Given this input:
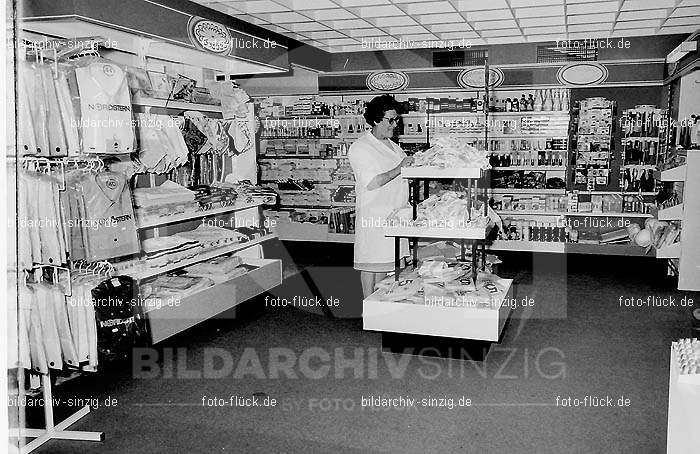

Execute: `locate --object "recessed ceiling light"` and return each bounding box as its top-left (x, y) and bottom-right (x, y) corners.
top-left (418, 13), bottom-right (465, 24)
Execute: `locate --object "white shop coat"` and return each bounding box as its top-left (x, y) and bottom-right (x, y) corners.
top-left (348, 132), bottom-right (409, 268)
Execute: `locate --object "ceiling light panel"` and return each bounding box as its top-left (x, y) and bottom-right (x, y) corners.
top-left (319, 38), bottom-right (360, 45)
top-left (660, 24), bottom-right (700, 34)
top-left (418, 13), bottom-right (464, 24)
top-left (511, 0), bottom-right (563, 6)
top-left (488, 36), bottom-right (527, 44)
top-left (679, 0), bottom-right (700, 6)
top-left (275, 0), bottom-right (338, 9)
top-left (612, 28), bottom-right (658, 37)
top-left (568, 31), bottom-right (611, 40)
top-left (404, 1), bottom-right (456, 14)
top-left (402, 33), bottom-right (440, 41)
top-left (514, 5), bottom-right (565, 18)
top-left (526, 34), bottom-right (566, 43)
top-left (567, 1), bottom-right (618, 15)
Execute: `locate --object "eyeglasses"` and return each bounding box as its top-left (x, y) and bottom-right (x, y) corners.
top-left (383, 116), bottom-right (400, 125)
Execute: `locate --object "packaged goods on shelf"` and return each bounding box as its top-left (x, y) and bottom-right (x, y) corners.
top-left (499, 218), bottom-right (567, 242)
top-left (142, 236), bottom-right (202, 269)
top-left (182, 255), bottom-right (249, 283)
top-left (142, 275), bottom-right (214, 299)
top-left (411, 136), bottom-right (490, 169)
top-left (389, 191), bottom-right (490, 229)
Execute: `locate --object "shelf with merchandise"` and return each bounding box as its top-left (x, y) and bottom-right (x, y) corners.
top-left (136, 200), bottom-right (265, 229)
top-left (497, 210), bottom-right (566, 216)
top-left (490, 166), bottom-right (566, 171)
top-left (146, 257), bottom-right (282, 343)
top-left (488, 240), bottom-right (566, 253)
top-left (401, 167), bottom-right (483, 179)
top-left (565, 211), bottom-right (653, 218)
top-left (132, 96), bottom-right (222, 113)
top-left (488, 188), bottom-right (566, 194)
top-left (129, 234), bottom-right (277, 281)
top-left (384, 224), bottom-right (490, 241)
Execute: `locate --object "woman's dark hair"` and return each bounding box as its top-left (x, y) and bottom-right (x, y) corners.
top-left (363, 94), bottom-right (402, 126)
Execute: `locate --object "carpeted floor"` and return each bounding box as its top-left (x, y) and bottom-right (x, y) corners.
top-left (16, 243), bottom-right (698, 454)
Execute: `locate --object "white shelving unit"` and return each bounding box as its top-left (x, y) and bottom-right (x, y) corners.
top-left (136, 201), bottom-right (264, 229)
top-left (132, 96), bottom-right (223, 113)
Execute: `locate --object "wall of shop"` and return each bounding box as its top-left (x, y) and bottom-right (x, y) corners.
top-left (237, 65), bottom-right (320, 96)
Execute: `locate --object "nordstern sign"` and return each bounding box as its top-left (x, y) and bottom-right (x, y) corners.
top-left (366, 71), bottom-right (410, 91)
top-left (187, 17), bottom-right (232, 55)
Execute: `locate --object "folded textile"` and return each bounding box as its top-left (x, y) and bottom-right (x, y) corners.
top-left (411, 137), bottom-right (490, 169)
top-left (132, 181), bottom-right (196, 208)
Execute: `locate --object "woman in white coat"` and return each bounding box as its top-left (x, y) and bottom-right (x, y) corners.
top-left (348, 95), bottom-right (413, 298)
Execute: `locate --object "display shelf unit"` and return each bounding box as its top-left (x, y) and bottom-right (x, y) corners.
top-left (565, 212), bottom-right (653, 218)
top-left (488, 188), bottom-right (566, 194)
top-left (363, 278), bottom-right (513, 342)
top-left (147, 257), bottom-right (282, 344)
top-left (496, 210), bottom-right (566, 216)
top-left (565, 243), bottom-right (651, 256)
top-left (132, 96), bottom-right (222, 113)
top-left (488, 241), bottom-right (565, 253)
top-left (136, 201), bottom-right (264, 228)
top-left (383, 225), bottom-right (489, 240)
top-left (491, 166), bottom-right (566, 171)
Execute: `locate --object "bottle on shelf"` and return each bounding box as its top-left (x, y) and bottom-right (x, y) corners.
top-left (553, 89), bottom-right (561, 111)
top-left (527, 94), bottom-right (535, 111)
top-left (543, 89), bottom-right (553, 111)
top-left (534, 90), bottom-right (543, 112)
top-left (520, 95), bottom-right (527, 112)
top-left (505, 98), bottom-right (511, 112)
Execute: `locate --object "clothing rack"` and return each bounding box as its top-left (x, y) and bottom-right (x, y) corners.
top-left (11, 155), bottom-right (107, 452)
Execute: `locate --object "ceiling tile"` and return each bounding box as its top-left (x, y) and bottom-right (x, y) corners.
top-left (402, 33), bottom-right (440, 41)
top-left (265, 11), bottom-right (312, 23)
top-left (234, 14), bottom-right (270, 25)
top-left (312, 9), bottom-right (357, 20)
top-left (611, 28), bottom-right (659, 37)
top-left (567, 1), bottom-right (618, 15)
top-left (511, 0), bottom-right (563, 6)
top-left (330, 19), bottom-right (373, 29)
top-left (455, 0), bottom-right (510, 10)
top-left (306, 30), bottom-right (347, 39)
top-left (622, 0), bottom-right (676, 10)
top-left (615, 19), bottom-right (664, 29)
top-left (387, 25), bottom-right (430, 35)
top-left (318, 38), bottom-right (359, 45)
top-left (524, 25), bottom-right (567, 34)
top-left (678, 0), bottom-right (700, 6)
top-left (337, 0), bottom-right (389, 5)
top-left (393, 0), bottom-right (442, 2)
top-left (418, 13), bottom-right (465, 24)
top-left (276, 0), bottom-right (338, 9)
top-left (368, 16), bottom-right (418, 26)
top-left (346, 28), bottom-right (388, 37)
top-left (285, 22), bottom-right (330, 32)
top-left (659, 24), bottom-right (700, 34)
top-left (519, 16), bottom-right (565, 27)
top-left (618, 9), bottom-right (669, 21)
top-left (481, 28), bottom-right (522, 37)
top-left (568, 13), bottom-right (616, 24)
top-left (488, 36), bottom-right (527, 44)
top-left (356, 4), bottom-right (405, 16)
top-left (671, 6), bottom-right (700, 16)
top-left (526, 34), bottom-right (566, 43)
top-left (567, 31), bottom-right (612, 40)
top-left (429, 22), bottom-right (474, 32)
top-left (404, 1), bottom-right (456, 14)
top-left (436, 31), bottom-right (480, 40)
top-left (664, 16), bottom-right (700, 26)
top-left (465, 9), bottom-right (513, 21)
top-left (474, 19), bottom-right (519, 30)
top-left (514, 5), bottom-right (565, 18)
top-left (568, 22), bottom-right (613, 32)
top-left (238, 1), bottom-right (290, 14)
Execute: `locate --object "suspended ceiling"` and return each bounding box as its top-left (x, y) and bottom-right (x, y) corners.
top-left (193, 0), bottom-right (700, 53)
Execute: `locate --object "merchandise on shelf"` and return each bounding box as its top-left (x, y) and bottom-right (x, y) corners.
top-left (498, 218), bottom-right (567, 242)
top-left (672, 339), bottom-right (699, 378)
top-left (491, 194), bottom-right (568, 212)
top-left (411, 136), bottom-right (489, 169)
top-left (389, 191), bottom-right (490, 229)
top-left (142, 275), bottom-right (214, 299)
top-left (573, 97), bottom-right (614, 188)
top-left (488, 149), bottom-right (566, 167)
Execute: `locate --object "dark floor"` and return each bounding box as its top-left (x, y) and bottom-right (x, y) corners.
top-left (13, 241), bottom-right (699, 453)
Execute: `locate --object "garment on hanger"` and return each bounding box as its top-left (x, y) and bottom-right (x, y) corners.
top-left (17, 68), bottom-right (38, 156)
top-left (39, 64), bottom-right (68, 156)
top-left (74, 58), bottom-right (135, 154)
top-left (54, 67), bottom-right (81, 155)
top-left (20, 61), bottom-right (50, 156)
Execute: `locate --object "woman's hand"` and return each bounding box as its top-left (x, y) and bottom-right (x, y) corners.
top-left (401, 156), bottom-right (414, 167)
